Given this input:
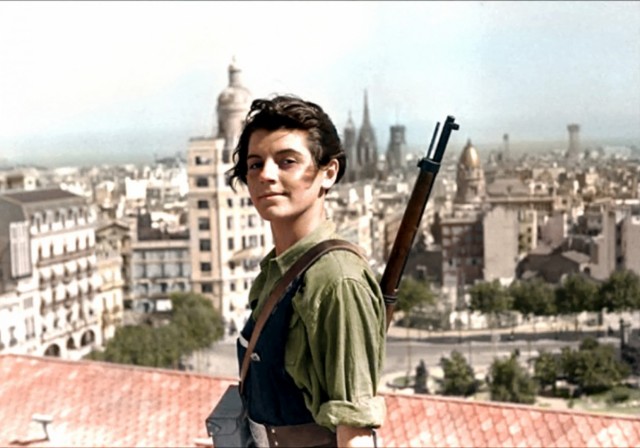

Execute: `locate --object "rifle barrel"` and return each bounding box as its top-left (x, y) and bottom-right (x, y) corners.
top-left (380, 116), bottom-right (459, 330)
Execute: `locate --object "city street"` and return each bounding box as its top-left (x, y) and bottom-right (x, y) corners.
top-left (185, 330), bottom-right (620, 381)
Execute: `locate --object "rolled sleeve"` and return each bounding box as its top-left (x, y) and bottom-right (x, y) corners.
top-left (287, 261), bottom-right (386, 431)
top-left (316, 396), bottom-right (386, 430)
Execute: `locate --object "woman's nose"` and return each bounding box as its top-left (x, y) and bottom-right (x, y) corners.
top-left (259, 159), bottom-right (278, 182)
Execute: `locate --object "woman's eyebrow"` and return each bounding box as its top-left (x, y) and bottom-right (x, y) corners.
top-left (274, 148), bottom-right (303, 157)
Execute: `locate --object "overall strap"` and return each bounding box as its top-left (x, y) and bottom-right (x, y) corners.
top-left (239, 239), bottom-right (365, 392)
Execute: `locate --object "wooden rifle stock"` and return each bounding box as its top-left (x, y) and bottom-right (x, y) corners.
top-left (380, 116), bottom-right (459, 330)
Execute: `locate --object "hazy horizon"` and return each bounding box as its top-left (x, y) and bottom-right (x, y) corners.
top-left (1, 1), bottom-right (638, 168)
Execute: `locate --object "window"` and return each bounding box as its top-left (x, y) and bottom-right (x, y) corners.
top-left (200, 262), bottom-right (212, 272)
top-left (230, 282), bottom-right (236, 292)
top-left (227, 198), bottom-right (233, 207)
top-left (195, 156), bottom-right (210, 165)
top-left (248, 214), bottom-right (257, 228)
top-left (201, 283), bottom-right (213, 293)
top-left (249, 235), bottom-right (258, 247)
top-left (196, 177), bottom-right (209, 187)
top-left (227, 216), bottom-right (233, 230)
top-left (199, 239), bottom-right (211, 251)
top-left (198, 218), bottom-right (210, 231)
top-left (228, 237), bottom-right (235, 251)
top-left (197, 200), bottom-right (209, 209)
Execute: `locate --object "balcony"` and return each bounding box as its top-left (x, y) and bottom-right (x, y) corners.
top-left (36, 248), bottom-right (94, 268)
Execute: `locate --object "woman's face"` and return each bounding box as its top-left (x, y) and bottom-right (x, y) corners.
top-left (246, 128), bottom-right (337, 224)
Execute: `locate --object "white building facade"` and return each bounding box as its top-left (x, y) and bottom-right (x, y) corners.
top-left (0, 189), bottom-right (104, 359)
top-left (187, 60), bottom-right (272, 335)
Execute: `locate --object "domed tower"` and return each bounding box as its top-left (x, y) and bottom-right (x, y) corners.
top-left (216, 57), bottom-right (252, 162)
top-left (356, 90), bottom-right (378, 180)
top-left (343, 111), bottom-right (357, 183)
top-left (455, 139), bottom-right (485, 204)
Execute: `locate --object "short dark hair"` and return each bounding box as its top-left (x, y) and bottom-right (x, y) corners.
top-left (227, 95), bottom-right (346, 190)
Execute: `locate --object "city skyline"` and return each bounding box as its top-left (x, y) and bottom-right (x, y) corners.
top-left (0, 1), bottom-right (638, 167)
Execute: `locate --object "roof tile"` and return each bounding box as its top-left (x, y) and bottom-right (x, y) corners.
top-left (1, 354), bottom-right (640, 447)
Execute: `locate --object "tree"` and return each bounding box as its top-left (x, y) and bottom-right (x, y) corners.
top-left (555, 274), bottom-right (599, 331)
top-left (510, 278), bottom-right (556, 320)
top-left (396, 276), bottom-right (435, 315)
top-left (89, 325), bottom-right (166, 367)
top-left (87, 292), bottom-right (224, 369)
top-left (487, 352), bottom-right (537, 404)
top-left (600, 269), bottom-right (640, 312)
top-left (439, 350), bottom-right (478, 397)
top-left (469, 280), bottom-right (513, 328)
top-left (533, 350), bottom-right (560, 395)
top-left (170, 292), bottom-right (225, 350)
top-left (560, 337), bottom-right (630, 395)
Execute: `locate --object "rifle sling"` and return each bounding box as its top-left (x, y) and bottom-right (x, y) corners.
top-left (239, 239), bottom-right (365, 393)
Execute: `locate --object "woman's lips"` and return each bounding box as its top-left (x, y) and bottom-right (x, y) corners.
top-left (259, 192), bottom-right (283, 200)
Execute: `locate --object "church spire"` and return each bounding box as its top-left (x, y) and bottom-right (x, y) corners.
top-left (356, 89), bottom-right (378, 178)
top-left (363, 90), bottom-right (371, 126)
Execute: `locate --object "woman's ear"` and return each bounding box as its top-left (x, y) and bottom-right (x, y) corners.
top-left (321, 159), bottom-right (339, 190)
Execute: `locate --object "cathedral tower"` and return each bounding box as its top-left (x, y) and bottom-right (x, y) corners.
top-left (386, 124), bottom-right (406, 174)
top-left (356, 91), bottom-right (378, 180)
top-left (343, 111), bottom-right (357, 183)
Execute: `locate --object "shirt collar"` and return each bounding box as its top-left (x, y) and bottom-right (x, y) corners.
top-left (259, 220), bottom-right (337, 275)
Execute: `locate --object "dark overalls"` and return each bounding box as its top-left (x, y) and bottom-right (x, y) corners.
top-left (237, 279), bottom-right (336, 447)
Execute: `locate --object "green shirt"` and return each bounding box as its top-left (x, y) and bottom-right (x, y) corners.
top-left (248, 220), bottom-right (387, 431)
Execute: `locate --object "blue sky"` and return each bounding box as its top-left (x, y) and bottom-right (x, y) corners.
top-left (0, 1), bottom-right (638, 166)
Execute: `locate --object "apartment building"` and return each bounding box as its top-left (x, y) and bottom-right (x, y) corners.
top-left (130, 213), bottom-right (191, 314)
top-left (0, 188), bottom-right (102, 359)
top-left (95, 220), bottom-right (129, 341)
top-left (187, 60), bottom-right (272, 335)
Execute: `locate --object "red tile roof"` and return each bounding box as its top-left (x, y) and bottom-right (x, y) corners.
top-left (1, 354), bottom-right (639, 447)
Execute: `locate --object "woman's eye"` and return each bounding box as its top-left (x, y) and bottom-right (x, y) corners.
top-left (280, 159), bottom-right (296, 167)
top-left (248, 161), bottom-right (263, 170)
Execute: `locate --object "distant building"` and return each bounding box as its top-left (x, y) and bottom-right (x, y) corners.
top-left (94, 220), bottom-right (128, 341)
top-left (516, 245), bottom-right (590, 284)
top-left (186, 59), bottom-right (272, 335)
top-left (483, 206), bottom-right (518, 283)
top-left (386, 124), bottom-right (407, 175)
top-left (0, 188), bottom-right (102, 359)
top-left (621, 215), bottom-right (640, 274)
top-left (454, 140), bottom-right (485, 204)
top-left (130, 213), bottom-right (190, 314)
top-left (566, 123), bottom-right (581, 162)
top-left (441, 207), bottom-right (485, 289)
top-left (343, 112), bottom-right (358, 183)
top-left (0, 168), bottom-right (40, 192)
top-left (355, 91), bottom-right (379, 181)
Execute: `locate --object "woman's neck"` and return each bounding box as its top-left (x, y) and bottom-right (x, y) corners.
top-left (271, 209), bottom-right (326, 255)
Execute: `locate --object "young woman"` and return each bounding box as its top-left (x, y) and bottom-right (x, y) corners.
top-left (228, 95), bottom-right (386, 448)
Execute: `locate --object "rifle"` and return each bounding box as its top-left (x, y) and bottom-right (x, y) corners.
top-left (380, 115), bottom-right (459, 330)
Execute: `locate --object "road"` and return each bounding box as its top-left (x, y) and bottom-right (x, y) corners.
top-left (185, 331), bottom-right (620, 379)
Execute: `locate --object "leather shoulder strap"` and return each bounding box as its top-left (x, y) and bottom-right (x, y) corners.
top-left (240, 239), bottom-right (365, 389)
